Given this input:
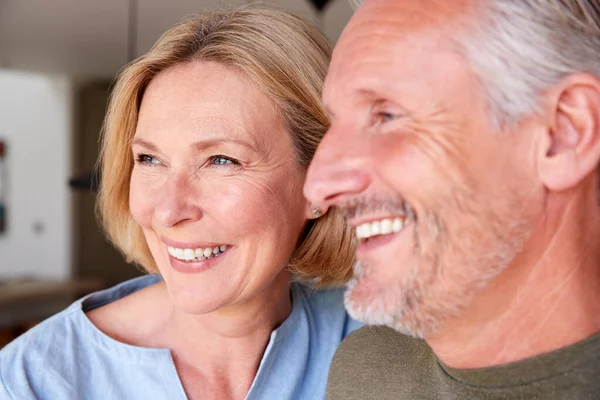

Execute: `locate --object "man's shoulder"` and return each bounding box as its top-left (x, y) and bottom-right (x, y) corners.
top-left (333, 325), bottom-right (427, 365)
top-left (327, 326), bottom-right (432, 400)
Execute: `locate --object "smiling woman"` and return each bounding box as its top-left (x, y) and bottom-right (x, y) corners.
top-left (0, 7), bottom-right (361, 400)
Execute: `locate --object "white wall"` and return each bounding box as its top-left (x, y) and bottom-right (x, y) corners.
top-left (0, 70), bottom-right (73, 280)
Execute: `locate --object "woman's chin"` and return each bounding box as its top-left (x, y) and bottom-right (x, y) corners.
top-left (169, 288), bottom-right (230, 315)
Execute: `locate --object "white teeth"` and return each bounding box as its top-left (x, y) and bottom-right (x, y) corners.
top-left (356, 216), bottom-right (409, 240)
top-left (184, 249), bottom-right (195, 261)
top-left (194, 249), bottom-right (205, 260)
top-left (381, 219), bottom-right (392, 235)
top-left (168, 244), bottom-right (228, 262)
top-left (371, 221), bottom-right (381, 236)
top-left (392, 218), bottom-right (403, 233)
top-left (356, 225), bottom-right (364, 239)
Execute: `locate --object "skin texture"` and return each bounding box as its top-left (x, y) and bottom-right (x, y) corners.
top-left (89, 61), bottom-right (312, 399)
top-left (304, 0), bottom-right (600, 369)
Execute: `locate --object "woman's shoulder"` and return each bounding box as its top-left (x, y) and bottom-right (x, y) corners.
top-left (85, 274), bottom-right (167, 344)
top-left (0, 297), bottom-right (87, 398)
top-left (292, 282), bottom-right (345, 311)
top-left (1, 289), bottom-right (91, 362)
top-left (0, 275), bottom-right (166, 398)
top-left (291, 282), bottom-right (364, 336)
top-left (247, 284), bottom-right (363, 399)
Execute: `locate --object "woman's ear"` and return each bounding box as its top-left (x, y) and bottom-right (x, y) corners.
top-left (538, 73), bottom-right (600, 192)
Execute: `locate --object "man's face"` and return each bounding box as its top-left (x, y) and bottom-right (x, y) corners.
top-left (305, 0), bottom-right (543, 338)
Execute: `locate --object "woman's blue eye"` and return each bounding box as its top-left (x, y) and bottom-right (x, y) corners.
top-left (211, 156), bottom-right (236, 166)
top-left (136, 154), bottom-right (160, 165)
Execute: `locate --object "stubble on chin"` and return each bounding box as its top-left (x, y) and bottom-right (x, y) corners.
top-left (343, 201), bottom-right (535, 339)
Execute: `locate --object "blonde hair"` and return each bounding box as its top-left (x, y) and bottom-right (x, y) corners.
top-left (97, 7), bottom-right (355, 286)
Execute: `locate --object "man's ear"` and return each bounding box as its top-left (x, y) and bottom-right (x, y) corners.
top-left (538, 73), bottom-right (600, 192)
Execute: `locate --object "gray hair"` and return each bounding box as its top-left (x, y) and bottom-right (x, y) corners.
top-left (348, 0), bottom-right (600, 129)
top-left (458, 0), bottom-right (600, 129)
top-left (348, 0), bottom-right (363, 11)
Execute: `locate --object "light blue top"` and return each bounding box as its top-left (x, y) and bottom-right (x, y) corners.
top-left (0, 275), bottom-right (362, 399)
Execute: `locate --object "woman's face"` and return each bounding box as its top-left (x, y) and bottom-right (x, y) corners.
top-left (130, 61), bottom-right (310, 314)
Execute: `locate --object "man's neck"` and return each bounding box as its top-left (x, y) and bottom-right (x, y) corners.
top-left (427, 190), bottom-right (600, 369)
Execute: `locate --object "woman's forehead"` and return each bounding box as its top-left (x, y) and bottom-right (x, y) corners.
top-left (136, 62), bottom-right (288, 152)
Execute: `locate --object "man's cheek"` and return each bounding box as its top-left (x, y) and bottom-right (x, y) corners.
top-left (375, 135), bottom-right (459, 198)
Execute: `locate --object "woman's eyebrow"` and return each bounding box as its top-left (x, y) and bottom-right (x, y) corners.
top-left (131, 137), bottom-right (159, 151)
top-left (130, 137), bottom-right (258, 152)
top-left (191, 137), bottom-right (258, 152)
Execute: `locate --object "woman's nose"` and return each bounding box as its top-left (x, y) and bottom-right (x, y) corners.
top-left (304, 125), bottom-right (371, 209)
top-left (153, 172), bottom-right (203, 228)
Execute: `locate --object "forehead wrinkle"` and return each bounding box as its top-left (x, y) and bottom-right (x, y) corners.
top-left (342, 0), bottom-right (476, 46)
top-left (333, 0), bottom-right (477, 78)
top-left (357, 0), bottom-right (477, 29)
top-left (329, 18), bottom-right (473, 116)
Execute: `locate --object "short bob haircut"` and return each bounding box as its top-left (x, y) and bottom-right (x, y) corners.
top-left (97, 7), bottom-right (355, 286)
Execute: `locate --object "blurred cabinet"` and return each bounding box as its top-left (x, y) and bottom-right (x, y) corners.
top-left (72, 83), bottom-right (142, 286)
top-left (0, 0), bottom-right (353, 80)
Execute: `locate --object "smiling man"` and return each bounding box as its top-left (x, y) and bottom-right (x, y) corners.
top-left (304, 0), bottom-right (600, 398)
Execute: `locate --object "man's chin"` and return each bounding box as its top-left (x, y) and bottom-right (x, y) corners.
top-left (343, 275), bottom-right (396, 326)
top-left (343, 272), bottom-right (436, 339)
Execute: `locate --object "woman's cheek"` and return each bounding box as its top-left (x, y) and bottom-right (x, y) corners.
top-left (129, 175), bottom-right (156, 228)
top-left (211, 176), bottom-right (290, 233)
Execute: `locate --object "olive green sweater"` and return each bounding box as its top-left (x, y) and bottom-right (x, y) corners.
top-left (327, 326), bottom-right (600, 400)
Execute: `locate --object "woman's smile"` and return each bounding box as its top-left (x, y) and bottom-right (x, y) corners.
top-left (167, 245), bottom-right (232, 274)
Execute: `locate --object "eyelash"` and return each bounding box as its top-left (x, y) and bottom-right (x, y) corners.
top-left (133, 153), bottom-right (240, 168)
top-left (375, 112), bottom-right (396, 125)
top-left (135, 153), bottom-right (160, 166)
top-left (208, 155), bottom-right (239, 167)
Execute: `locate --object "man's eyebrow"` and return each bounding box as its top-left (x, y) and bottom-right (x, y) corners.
top-left (324, 88), bottom-right (386, 121)
top-left (356, 87), bottom-right (381, 100)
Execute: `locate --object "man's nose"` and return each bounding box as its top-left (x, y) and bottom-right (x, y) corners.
top-left (154, 172), bottom-right (203, 228)
top-left (304, 125), bottom-right (371, 209)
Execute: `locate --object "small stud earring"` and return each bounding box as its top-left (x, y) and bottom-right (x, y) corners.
top-left (312, 207), bottom-right (323, 218)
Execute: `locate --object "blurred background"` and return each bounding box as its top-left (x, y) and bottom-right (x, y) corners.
top-left (0, 0), bottom-right (353, 347)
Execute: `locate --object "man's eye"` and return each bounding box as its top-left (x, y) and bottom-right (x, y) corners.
top-left (210, 155), bottom-right (238, 166)
top-left (135, 153), bottom-right (161, 166)
top-left (371, 111), bottom-right (397, 128)
top-left (380, 112), bottom-right (396, 123)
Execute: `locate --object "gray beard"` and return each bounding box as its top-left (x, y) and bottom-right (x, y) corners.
top-left (343, 207), bottom-right (534, 339)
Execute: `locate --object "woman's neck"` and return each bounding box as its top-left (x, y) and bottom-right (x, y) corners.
top-left (163, 271), bottom-right (292, 364)
top-left (88, 271), bottom-right (293, 399)
top-left (163, 272), bottom-right (292, 399)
